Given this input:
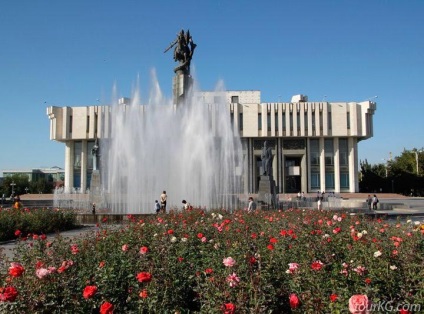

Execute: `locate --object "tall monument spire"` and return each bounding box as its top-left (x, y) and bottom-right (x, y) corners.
top-left (164, 29), bottom-right (197, 105)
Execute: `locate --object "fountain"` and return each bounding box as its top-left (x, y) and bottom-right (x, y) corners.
top-left (87, 30), bottom-right (244, 214)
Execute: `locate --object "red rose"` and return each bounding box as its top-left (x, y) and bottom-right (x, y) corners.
top-left (8, 263), bottom-right (25, 277)
top-left (83, 285), bottom-right (98, 299)
top-left (330, 294), bottom-right (338, 302)
top-left (139, 246), bottom-right (149, 255)
top-left (136, 272), bottom-right (152, 283)
top-left (0, 286), bottom-right (18, 302)
top-left (223, 302), bottom-right (236, 314)
top-left (289, 293), bottom-right (300, 308)
top-left (311, 260), bottom-right (324, 271)
top-left (14, 230), bottom-right (21, 237)
top-left (100, 301), bottom-right (114, 314)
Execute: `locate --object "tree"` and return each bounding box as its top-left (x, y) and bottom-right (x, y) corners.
top-left (0, 174), bottom-right (30, 197)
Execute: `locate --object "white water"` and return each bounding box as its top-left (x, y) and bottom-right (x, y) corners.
top-left (98, 73), bottom-right (244, 213)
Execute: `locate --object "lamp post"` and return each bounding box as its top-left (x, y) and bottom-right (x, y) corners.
top-left (25, 187), bottom-right (29, 194)
top-left (10, 181), bottom-right (16, 196)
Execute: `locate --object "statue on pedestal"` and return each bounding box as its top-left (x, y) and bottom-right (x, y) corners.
top-left (164, 29), bottom-right (197, 74)
top-left (261, 141), bottom-right (273, 176)
top-left (92, 138), bottom-right (99, 171)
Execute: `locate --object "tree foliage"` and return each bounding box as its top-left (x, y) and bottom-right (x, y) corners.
top-left (360, 148), bottom-right (424, 196)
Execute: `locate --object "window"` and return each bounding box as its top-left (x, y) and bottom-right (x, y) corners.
top-left (328, 111), bottom-right (332, 130)
top-left (311, 172), bottom-right (320, 188)
top-left (74, 141), bottom-right (82, 168)
top-left (282, 112), bottom-right (286, 131)
top-left (319, 111), bottom-right (323, 131)
top-left (69, 115), bottom-right (73, 133)
top-left (86, 116), bottom-right (90, 133)
top-left (275, 113), bottom-right (278, 131)
top-left (231, 96), bottom-right (239, 103)
top-left (339, 138), bottom-right (348, 166)
top-left (297, 112), bottom-right (300, 131)
top-left (324, 139), bottom-right (334, 165)
top-left (312, 111), bottom-right (316, 131)
top-left (230, 112), bottom-right (234, 129)
top-left (310, 139), bottom-right (320, 165)
top-left (239, 113), bottom-right (243, 131)
top-left (304, 112), bottom-right (308, 131)
top-left (325, 172), bottom-right (335, 188)
top-left (267, 113), bottom-right (271, 131)
top-left (289, 112), bottom-right (293, 132)
top-left (258, 113), bottom-right (262, 130)
top-left (340, 172), bottom-right (349, 188)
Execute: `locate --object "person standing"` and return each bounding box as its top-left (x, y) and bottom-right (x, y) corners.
top-left (366, 195), bottom-right (372, 210)
top-left (372, 194), bottom-right (379, 210)
top-left (160, 191), bottom-right (167, 213)
top-left (247, 197), bottom-right (256, 213)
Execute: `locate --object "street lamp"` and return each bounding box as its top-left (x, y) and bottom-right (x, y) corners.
top-left (10, 181), bottom-right (16, 196)
top-left (25, 187), bottom-right (29, 194)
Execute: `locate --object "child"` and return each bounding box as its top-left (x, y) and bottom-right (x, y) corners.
top-left (154, 200), bottom-right (161, 214)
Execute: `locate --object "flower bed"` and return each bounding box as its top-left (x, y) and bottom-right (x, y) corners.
top-left (0, 208), bottom-right (423, 313)
top-left (0, 207), bottom-right (77, 242)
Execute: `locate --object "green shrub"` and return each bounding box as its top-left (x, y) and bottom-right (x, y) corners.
top-left (0, 208), bottom-right (77, 241)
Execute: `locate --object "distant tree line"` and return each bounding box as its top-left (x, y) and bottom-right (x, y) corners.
top-left (360, 148), bottom-right (424, 196)
top-left (0, 174), bottom-right (54, 198)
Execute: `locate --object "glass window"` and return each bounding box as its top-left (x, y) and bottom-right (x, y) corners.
top-left (339, 138), bottom-right (348, 166)
top-left (275, 113), bottom-right (278, 131)
top-left (310, 139), bottom-right (320, 165)
top-left (74, 141), bottom-right (82, 169)
top-left (239, 113), bottom-right (243, 131)
top-left (282, 112), bottom-right (286, 131)
top-left (267, 113), bottom-right (271, 131)
top-left (258, 113), bottom-right (262, 130)
top-left (325, 172), bottom-right (335, 188)
top-left (340, 172), bottom-right (349, 188)
top-left (231, 96), bottom-right (239, 103)
top-left (311, 172), bottom-right (320, 188)
top-left (324, 139), bottom-right (334, 166)
top-left (304, 112), bottom-right (308, 131)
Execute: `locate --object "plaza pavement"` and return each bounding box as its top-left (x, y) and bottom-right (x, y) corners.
top-left (1, 193), bottom-right (424, 260)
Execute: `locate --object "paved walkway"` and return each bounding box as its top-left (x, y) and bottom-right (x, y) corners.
top-left (0, 225), bottom-right (98, 261)
top-left (2, 195), bottom-right (424, 261)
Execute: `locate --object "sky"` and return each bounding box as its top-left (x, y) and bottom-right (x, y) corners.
top-left (1, 0), bottom-right (423, 175)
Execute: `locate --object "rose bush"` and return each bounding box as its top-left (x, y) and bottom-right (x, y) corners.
top-left (0, 207), bottom-right (77, 241)
top-left (0, 208), bottom-right (422, 313)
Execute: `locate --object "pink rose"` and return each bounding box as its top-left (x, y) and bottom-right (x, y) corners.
top-left (36, 268), bottom-right (50, 279)
top-left (349, 295), bottom-right (371, 314)
top-left (122, 244), bottom-right (129, 252)
top-left (223, 257), bottom-right (236, 267)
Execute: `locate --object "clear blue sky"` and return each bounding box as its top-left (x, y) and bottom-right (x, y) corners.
top-left (1, 0), bottom-right (423, 175)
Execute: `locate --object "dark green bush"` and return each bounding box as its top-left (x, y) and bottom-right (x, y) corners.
top-left (0, 208), bottom-right (77, 241)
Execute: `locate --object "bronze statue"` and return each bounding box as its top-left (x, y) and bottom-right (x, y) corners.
top-left (164, 29), bottom-right (197, 74)
top-left (261, 141), bottom-right (273, 176)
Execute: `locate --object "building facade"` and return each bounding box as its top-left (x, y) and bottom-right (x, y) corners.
top-left (47, 91), bottom-right (376, 194)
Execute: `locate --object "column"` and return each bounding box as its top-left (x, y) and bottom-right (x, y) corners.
top-left (334, 138), bottom-right (340, 193)
top-left (319, 137), bottom-right (325, 191)
top-left (81, 140), bottom-right (87, 192)
top-left (64, 141), bottom-right (73, 193)
top-left (348, 137), bottom-right (358, 192)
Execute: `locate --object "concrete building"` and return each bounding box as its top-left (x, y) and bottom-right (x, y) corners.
top-left (47, 91), bottom-right (376, 194)
top-left (2, 167), bottom-right (64, 183)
